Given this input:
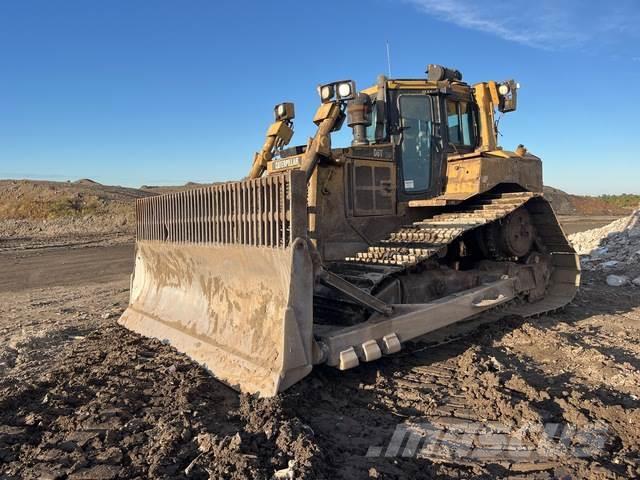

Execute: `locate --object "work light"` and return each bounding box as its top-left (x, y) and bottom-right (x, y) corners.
top-left (337, 82), bottom-right (352, 98)
top-left (317, 80), bottom-right (356, 103)
top-left (274, 102), bottom-right (294, 121)
top-left (498, 84), bottom-right (510, 95)
top-left (319, 85), bottom-right (334, 103)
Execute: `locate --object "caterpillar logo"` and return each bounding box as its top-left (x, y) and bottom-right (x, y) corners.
top-left (271, 155), bottom-right (302, 171)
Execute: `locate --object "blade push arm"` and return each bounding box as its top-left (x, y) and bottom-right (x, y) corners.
top-left (299, 101), bottom-right (344, 181)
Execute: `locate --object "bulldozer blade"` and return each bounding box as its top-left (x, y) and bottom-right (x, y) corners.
top-left (119, 239), bottom-right (314, 396)
top-left (118, 171), bottom-right (315, 396)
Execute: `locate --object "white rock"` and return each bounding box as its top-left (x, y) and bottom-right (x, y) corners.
top-left (274, 460), bottom-right (297, 479)
top-left (632, 277), bottom-right (640, 287)
top-left (602, 260), bottom-right (620, 268)
top-left (606, 275), bottom-right (629, 287)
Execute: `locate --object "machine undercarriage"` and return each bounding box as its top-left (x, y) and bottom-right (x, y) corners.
top-left (311, 190), bottom-right (578, 370)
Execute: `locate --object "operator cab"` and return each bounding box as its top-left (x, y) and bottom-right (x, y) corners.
top-left (346, 65), bottom-right (480, 203)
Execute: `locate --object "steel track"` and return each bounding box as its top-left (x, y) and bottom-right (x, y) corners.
top-left (318, 192), bottom-right (580, 323)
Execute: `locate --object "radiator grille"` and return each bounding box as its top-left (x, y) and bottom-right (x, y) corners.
top-left (136, 170), bottom-right (307, 248)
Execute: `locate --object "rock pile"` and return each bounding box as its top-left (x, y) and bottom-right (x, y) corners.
top-left (568, 209), bottom-right (640, 287)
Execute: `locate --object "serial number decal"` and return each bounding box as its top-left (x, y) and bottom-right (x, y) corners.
top-left (272, 156), bottom-right (302, 170)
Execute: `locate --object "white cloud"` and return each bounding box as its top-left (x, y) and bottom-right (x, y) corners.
top-left (407, 0), bottom-right (640, 50)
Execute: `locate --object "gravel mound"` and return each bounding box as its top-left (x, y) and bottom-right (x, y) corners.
top-left (569, 209), bottom-right (640, 285)
top-left (569, 210), bottom-right (640, 255)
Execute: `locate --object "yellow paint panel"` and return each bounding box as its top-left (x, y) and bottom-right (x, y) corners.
top-left (444, 154), bottom-right (543, 196)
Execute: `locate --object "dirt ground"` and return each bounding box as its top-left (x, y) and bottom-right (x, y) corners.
top-left (0, 245), bottom-right (133, 293)
top-left (1, 236), bottom-right (640, 479)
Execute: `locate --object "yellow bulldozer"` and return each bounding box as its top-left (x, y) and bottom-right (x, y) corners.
top-left (119, 65), bottom-right (580, 396)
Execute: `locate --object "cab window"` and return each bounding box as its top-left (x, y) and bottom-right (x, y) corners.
top-left (447, 101), bottom-right (461, 144)
top-left (447, 100), bottom-right (476, 147)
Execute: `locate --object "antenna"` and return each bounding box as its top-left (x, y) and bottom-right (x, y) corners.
top-left (386, 41), bottom-right (392, 77)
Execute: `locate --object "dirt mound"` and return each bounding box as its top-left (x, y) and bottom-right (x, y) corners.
top-left (0, 179), bottom-right (156, 249)
top-left (0, 179), bottom-right (150, 221)
top-left (543, 186), bottom-right (630, 216)
top-left (543, 186), bottom-right (578, 215)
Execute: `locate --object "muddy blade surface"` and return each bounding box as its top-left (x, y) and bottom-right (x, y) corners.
top-left (119, 240), bottom-right (314, 396)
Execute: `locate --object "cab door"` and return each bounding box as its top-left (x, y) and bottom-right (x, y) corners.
top-left (397, 94), bottom-right (443, 199)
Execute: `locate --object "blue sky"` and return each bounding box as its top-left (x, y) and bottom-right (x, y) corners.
top-left (0, 0), bottom-right (638, 195)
